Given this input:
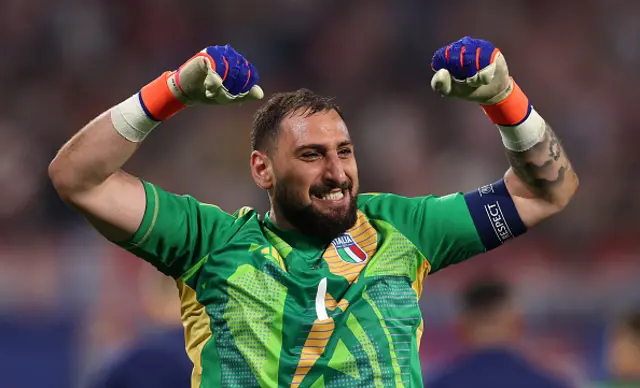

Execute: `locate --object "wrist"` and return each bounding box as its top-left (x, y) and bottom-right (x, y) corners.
top-left (111, 72), bottom-right (187, 143)
top-left (480, 78), bottom-right (545, 152)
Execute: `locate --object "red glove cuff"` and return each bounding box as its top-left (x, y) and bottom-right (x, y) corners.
top-left (481, 80), bottom-right (530, 126)
top-left (139, 71), bottom-right (186, 121)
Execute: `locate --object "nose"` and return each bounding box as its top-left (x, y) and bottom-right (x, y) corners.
top-left (323, 154), bottom-right (347, 185)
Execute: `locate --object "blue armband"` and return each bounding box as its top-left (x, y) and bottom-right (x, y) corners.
top-left (463, 179), bottom-right (527, 250)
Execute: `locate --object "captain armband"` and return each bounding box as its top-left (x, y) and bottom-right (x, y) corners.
top-left (463, 179), bottom-right (527, 250)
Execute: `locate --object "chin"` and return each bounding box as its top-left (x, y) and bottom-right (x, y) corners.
top-left (278, 188), bottom-right (358, 241)
top-left (312, 200), bottom-right (353, 218)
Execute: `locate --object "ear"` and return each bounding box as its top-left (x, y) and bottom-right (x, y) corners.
top-left (250, 150), bottom-right (273, 190)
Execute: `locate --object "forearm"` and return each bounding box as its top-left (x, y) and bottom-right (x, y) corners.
top-left (49, 44), bottom-right (262, 198)
top-left (49, 71), bottom-right (177, 197)
top-left (504, 122), bottom-right (578, 208)
top-left (48, 110), bottom-right (140, 198)
top-left (48, 45), bottom-right (261, 243)
top-left (430, 37), bottom-right (578, 227)
top-left (49, 65), bottom-right (189, 242)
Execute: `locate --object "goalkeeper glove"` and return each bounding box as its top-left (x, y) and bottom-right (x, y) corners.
top-left (112, 44), bottom-right (264, 142)
top-left (430, 36), bottom-right (545, 152)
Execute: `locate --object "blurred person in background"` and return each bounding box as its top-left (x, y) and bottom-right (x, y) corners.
top-left (48, 34), bottom-right (579, 387)
top-left (88, 265), bottom-right (190, 388)
top-left (599, 311), bottom-right (640, 387)
top-left (426, 279), bottom-right (572, 388)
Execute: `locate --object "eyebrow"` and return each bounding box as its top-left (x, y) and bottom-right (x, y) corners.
top-left (294, 140), bottom-right (353, 153)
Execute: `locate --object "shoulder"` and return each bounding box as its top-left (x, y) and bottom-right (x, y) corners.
top-left (232, 206), bottom-right (256, 218)
top-left (229, 206), bottom-right (264, 230)
top-left (357, 192), bottom-right (413, 203)
top-left (357, 192), bottom-right (457, 218)
top-left (197, 204), bottom-right (262, 242)
top-left (357, 192), bottom-right (416, 212)
top-left (357, 192), bottom-right (456, 207)
top-left (202, 205), bottom-right (262, 238)
top-left (215, 206), bottom-right (266, 242)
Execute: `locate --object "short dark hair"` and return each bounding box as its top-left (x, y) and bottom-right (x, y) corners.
top-left (251, 88), bottom-right (344, 151)
top-left (461, 279), bottom-right (511, 315)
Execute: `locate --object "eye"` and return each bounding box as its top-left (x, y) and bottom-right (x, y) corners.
top-left (338, 148), bottom-right (352, 157)
top-left (300, 152), bottom-right (321, 161)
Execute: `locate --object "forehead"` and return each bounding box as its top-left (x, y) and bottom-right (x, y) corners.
top-left (277, 110), bottom-right (350, 149)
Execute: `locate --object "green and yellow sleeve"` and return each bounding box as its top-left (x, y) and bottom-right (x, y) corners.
top-left (116, 180), bottom-right (236, 279)
top-left (358, 192), bottom-right (486, 274)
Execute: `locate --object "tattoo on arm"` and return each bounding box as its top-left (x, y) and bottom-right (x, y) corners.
top-left (548, 131), bottom-right (561, 161)
top-left (505, 123), bottom-right (576, 202)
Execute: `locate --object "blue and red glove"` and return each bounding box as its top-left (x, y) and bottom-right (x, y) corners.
top-left (430, 36), bottom-right (544, 152)
top-left (144, 44), bottom-right (263, 119)
top-left (112, 45), bottom-right (263, 142)
top-left (430, 36), bottom-right (510, 103)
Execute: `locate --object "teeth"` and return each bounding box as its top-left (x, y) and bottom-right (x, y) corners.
top-left (321, 191), bottom-right (344, 200)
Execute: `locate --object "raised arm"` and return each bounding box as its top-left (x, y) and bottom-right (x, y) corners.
top-left (48, 110), bottom-right (145, 242)
top-left (49, 45), bottom-right (264, 243)
top-left (503, 121), bottom-right (578, 227)
top-left (431, 37), bottom-right (578, 228)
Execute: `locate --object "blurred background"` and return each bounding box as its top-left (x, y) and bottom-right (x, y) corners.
top-left (1, 0), bottom-right (640, 386)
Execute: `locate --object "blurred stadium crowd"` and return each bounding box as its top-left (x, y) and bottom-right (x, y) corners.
top-left (1, 0), bottom-right (640, 387)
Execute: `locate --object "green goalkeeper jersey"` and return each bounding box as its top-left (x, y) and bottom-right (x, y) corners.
top-left (117, 180), bottom-right (498, 388)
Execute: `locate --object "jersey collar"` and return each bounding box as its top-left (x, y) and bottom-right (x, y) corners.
top-left (262, 212), bottom-right (330, 252)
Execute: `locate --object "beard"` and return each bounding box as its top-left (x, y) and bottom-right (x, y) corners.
top-left (273, 177), bottom-right (358, 243)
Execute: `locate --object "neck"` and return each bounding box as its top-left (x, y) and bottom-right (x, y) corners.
top-left (269, 206), bottom-right (295, 230)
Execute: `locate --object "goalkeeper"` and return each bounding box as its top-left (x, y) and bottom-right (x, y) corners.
top-left (49, 38), bottom-right (578, 388)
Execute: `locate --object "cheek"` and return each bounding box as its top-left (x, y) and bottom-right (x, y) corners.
top-left (295, 165), bottom-right (324, 188)
top-left (276, 170), bottom-right (315, 198)
top-left (346, 161), bottom-right (359, 186)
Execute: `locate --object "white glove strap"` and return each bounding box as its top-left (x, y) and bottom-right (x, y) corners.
top-left (498, 108), bottom-right (546, 152)
top-left (111, 94), bottom-right (160, 143)
top-left (481, 79), bottom-right (546, 152)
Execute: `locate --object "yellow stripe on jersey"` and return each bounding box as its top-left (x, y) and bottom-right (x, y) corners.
top-left (261, 246), bottom-right (288, 272)
top-left (290, 319), bottom-right (335, 387)
top-left (290, 292), bottom-right (349, 387)
top-left (236, 206), bottom-right (252, 218)
top-left (411, 259), bottom-right (430, 349)
top-left (132, 183), bottom-right (160, 248)
top-left (177, 279), bottom-right (213, 388)
top-left (411, 259), bottom-right (430, 300)
top-left (325, 292), bottom-right (349, 312)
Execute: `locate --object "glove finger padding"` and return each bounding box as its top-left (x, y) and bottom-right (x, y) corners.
top-left (172, 55), bottom-right (210, 104)
top-left (170, 47), bottom-right (264, 105)
top-left (431, 68), bottom-right (453, 96)
top-left (203, 64), bottom-right (264, 104)
top-left (430, 45), bottom-right (510, 103)
top-left (430, 52), bottom-right (501, 93)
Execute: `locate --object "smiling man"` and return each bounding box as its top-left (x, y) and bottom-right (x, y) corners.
top-left (49, 38), bottom-right (578, 388)
top-left (251, 97), bottom-right (358, 243)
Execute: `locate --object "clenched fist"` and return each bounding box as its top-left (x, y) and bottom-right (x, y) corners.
top-left (430, 36), bottom-right (512, 105)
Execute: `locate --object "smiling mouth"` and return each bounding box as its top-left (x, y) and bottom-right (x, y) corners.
top-left (312, 189), bottom-right (346, 201)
